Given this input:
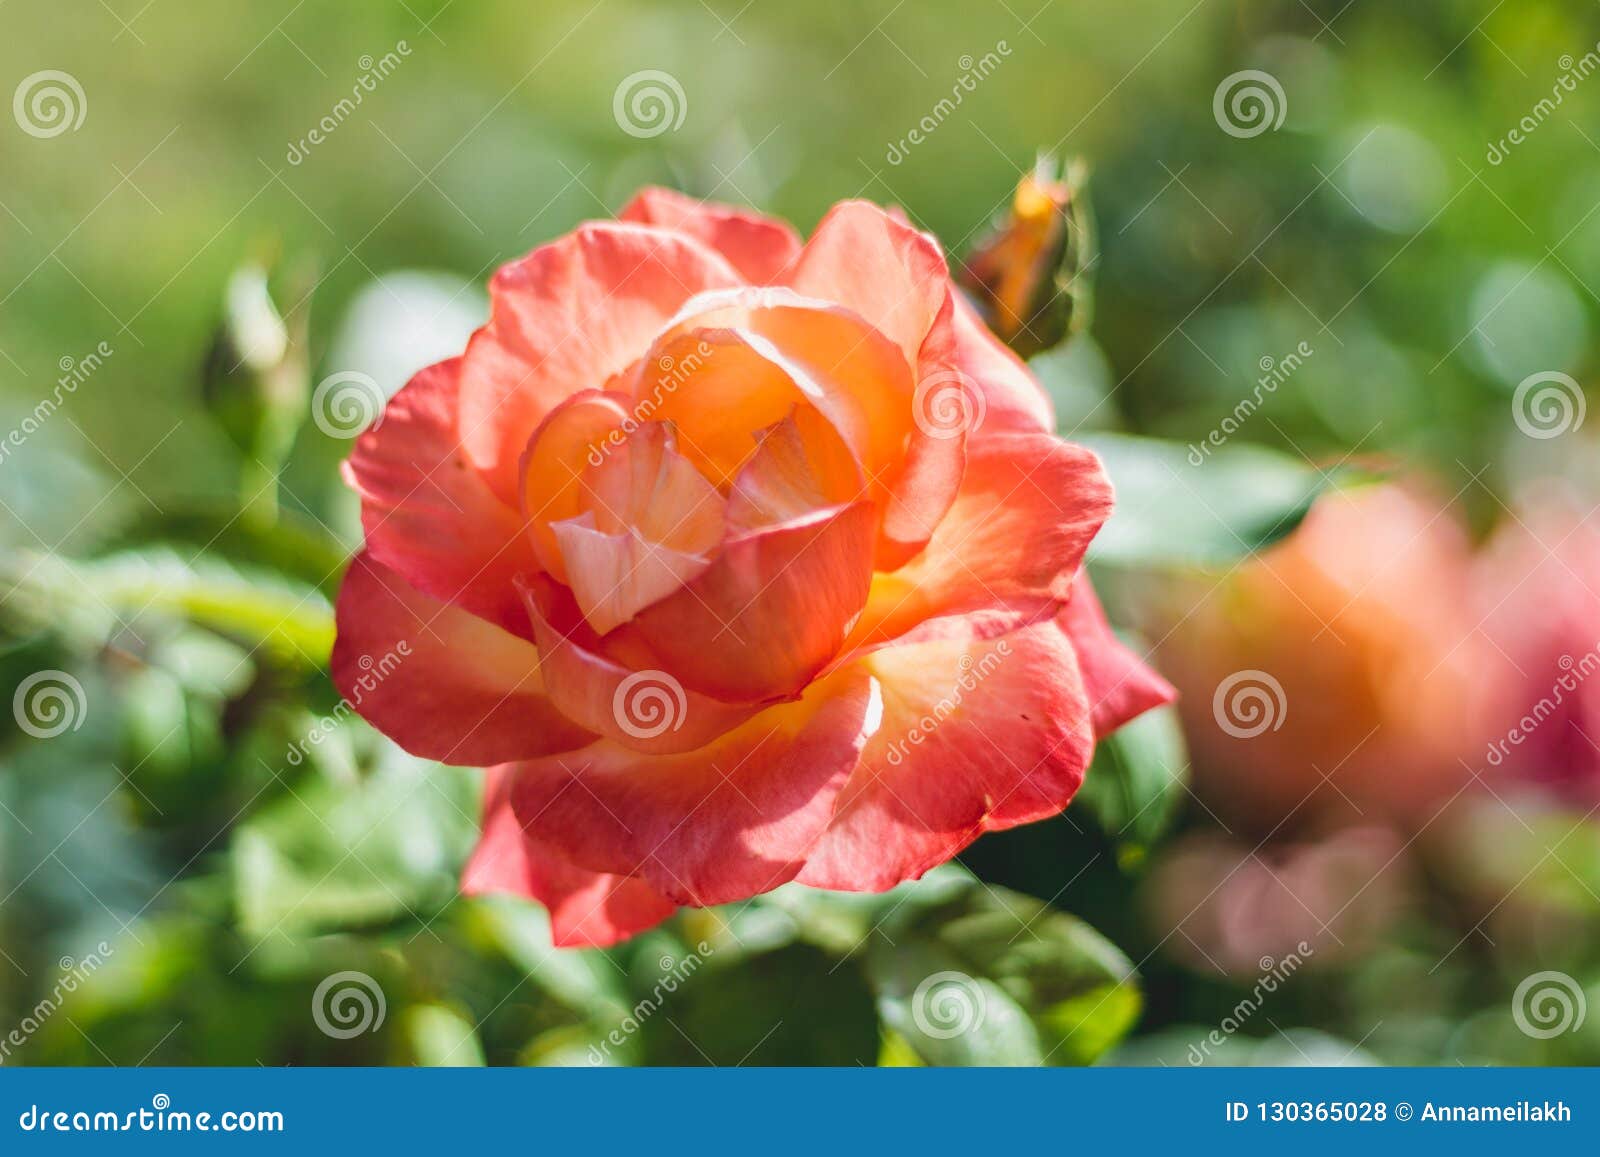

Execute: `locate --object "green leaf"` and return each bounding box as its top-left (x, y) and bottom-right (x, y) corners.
top-left (757, 862), bottom-right (975, 955)
top-left (403, 1004), bottom-right (485, 1067)
top-left (232, 745), bottom-right (478, 938)
top-left (637, 943), bottom-right (879, 1066)
top-left (1027, 334), bottom-right (1115, 433)
top-left (466, 894), bottom-right (628, 1016)
top-left (862, 876), bottom-right (1141, 1066)
top-left (1075, 702), bottom-right (1190, 866)
top-left (8, 548), bottom-right (334, 667)
top-left (100, 504), bottom-right (350, 595)
top-left (1081, 433), bottom-right (1336, 568)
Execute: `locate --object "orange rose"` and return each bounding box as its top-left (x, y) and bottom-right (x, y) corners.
top-left (332, 189), bottom-right (1172, 946)
top-left (1160, 484), bottom-right (1499, 832)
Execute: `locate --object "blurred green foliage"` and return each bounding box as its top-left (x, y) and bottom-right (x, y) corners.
top-left (4, 0), bottom-right (1600, 1066)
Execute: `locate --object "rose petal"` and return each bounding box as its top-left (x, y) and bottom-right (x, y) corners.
top-left (726, 410), bottom-right (863, 532)
top-left (332, 553), bottom-right (594, 764)
top-left (842, 433), bottom-right (1113, 654)
top-left (787, 200), bottom-right (948, 367)
top-left (343, 358), bottom-right (534, 635)
top-left (630, 328), bottom-right (807, 487)
top-left (950, 292), bottom-right (1055, 434)
top-left (519, 574), bottom-right (765, 754)
top-left (508, 667), bottom-right (881, 906)
top-left (552, 516), bottom-right (714, 637)
top-left (577, 420), bottom-right (725, 549)
top-left (628, 500), bottom-right (878, 701)
top-left (459, 222), bottom-right (743, 501)
top-left (619, 186), bottom-right (802, 285)
top-left (550, 422), bottom-right (726, 633)
top-left (463, 768), bottom-right (676, 948)
top-left (1057, 572), bottom-right (1177, 737)
top-left (517, 390), bottom-right (634, 583)
top-left (787, 202), bottom-right (965, 565)
top-left (637, 295), bottom-right (915, 530)
top-left (798, 617), bottom-right (1096, 892)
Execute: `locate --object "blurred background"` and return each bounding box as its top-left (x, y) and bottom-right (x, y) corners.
top-left (3, 0), bottom-right (1600, 1065)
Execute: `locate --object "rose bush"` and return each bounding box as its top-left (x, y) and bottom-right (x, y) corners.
top-left (331, 188), bottom-right (1173, 947)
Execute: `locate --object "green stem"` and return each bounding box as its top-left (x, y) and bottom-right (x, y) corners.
top-left (240, 457), bottom-right (281, 528)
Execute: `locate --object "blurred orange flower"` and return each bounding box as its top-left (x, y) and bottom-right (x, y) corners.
top-left (1158, 484), bottom-right (1507, 833)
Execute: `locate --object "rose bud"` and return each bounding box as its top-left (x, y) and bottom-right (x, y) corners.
top-left (958, 157), bottom-right (1092, 358)
top-left (200, 255), bottom-right (312, 517)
